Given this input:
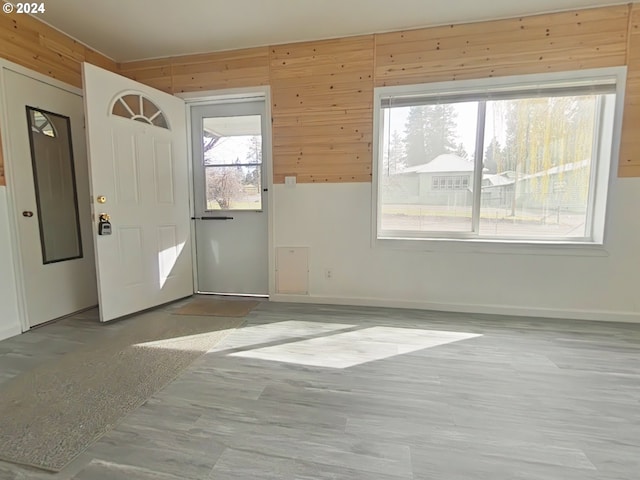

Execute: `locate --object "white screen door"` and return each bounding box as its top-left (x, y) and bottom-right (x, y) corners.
top-left (82, 63), bottom-right (193, 322)
top-left (191, 101), bottom-right (269, 295)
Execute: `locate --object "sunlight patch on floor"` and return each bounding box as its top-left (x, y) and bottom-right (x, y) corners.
top-left (209, 320), bottom-right (356, 352)
top-left (230, 326), bottom-right (482, 368)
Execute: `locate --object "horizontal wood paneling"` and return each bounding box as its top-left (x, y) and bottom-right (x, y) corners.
top-left (0, 12), bottom-right (116, 186)
top-left (118, 47), bottom-right (270, 94)
top-left (117, 60), bottom-right (173, 93)
top-left (375, 6), bottom-right (628, 86)
top-left (270, 36), bottom-right (374, 183)
top-left (0, 12), bottom-right (116, 86)
top-left (376, 5), bottom-right (635, 178)
top-left (3, 6), bottom-right (639, 183)
top-left (119, 5), bottom-right (638, 182)
top-left (122, 38), bottom-right (374, 183)
top-left (619, 3), bottom-right (640, 177)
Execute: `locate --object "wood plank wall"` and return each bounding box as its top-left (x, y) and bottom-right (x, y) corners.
top-left (375, 6), bottom-right (628, 85)
top-left (376, 4), bottom-right (634, 179)
top-left (270, 36), bottom-right (374, 183)
top-left (1, 5), bottom-right (639, 185)
top-left (119, 40), bottom-right (374, 183)
top-left (0, 11), bottom-right (116, 186)
top-left (118, 4), bottom-right (637, 183)
top-left (119, 47), bottom-right (270, 94)
top-left (620, 3), bottom-right (640, 177)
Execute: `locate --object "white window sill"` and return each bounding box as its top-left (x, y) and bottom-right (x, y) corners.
top-left (374, 236), bottom-right (609, 257)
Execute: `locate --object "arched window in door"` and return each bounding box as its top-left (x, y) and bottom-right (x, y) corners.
top-left (111, 93), bottom-right (169, 129)
top-left (29, 109), bottom-right (56, 137)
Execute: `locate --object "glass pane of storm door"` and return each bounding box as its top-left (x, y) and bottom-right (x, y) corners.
top-left (203, 115), bottom-right (263, 211)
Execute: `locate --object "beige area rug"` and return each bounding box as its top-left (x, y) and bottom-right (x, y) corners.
top-left (0, 312), bottom-right (244, 472)
top-left (172, 297), bottom-right (259, 317)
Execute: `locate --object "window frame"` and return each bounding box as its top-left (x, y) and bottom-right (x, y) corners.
top-left (372, 67), bottom-right (626, 253)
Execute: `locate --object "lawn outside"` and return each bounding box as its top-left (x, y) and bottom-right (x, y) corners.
top-left (380, 204), bottom-right (587, 237)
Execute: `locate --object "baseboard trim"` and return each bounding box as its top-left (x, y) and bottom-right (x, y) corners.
top-left (270, 294), bottom-right (640, 323)
top-left (0, 324), bottom-right (22, 342)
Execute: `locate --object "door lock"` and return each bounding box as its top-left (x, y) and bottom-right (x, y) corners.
top-left (98, 213), bottom-right (112, 235)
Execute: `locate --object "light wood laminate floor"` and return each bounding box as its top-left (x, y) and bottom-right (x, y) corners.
top-left (0, 300), bottom-right (639, 479)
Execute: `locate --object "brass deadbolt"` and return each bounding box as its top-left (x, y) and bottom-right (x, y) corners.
top-left (97, 196), bottom-right (107, 204)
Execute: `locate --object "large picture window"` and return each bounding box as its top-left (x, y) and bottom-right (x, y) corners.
top-left (374, 69), bottom-right (624, 245)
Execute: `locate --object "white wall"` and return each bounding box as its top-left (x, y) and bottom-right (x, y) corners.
top-left (272, 178), bottom-right (640, 322)
top-left (2, 175), bottom-right (637, 342)
top-left (0, 187), bottom-right (22, 340)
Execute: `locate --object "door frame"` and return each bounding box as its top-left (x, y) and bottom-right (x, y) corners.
top-left (0, 59), bottom-right (86, 333)
top-left (179, 86), bottom-right (275, 297)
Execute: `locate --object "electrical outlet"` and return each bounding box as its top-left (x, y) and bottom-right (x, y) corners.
top-left (324, 268), bottom-right (333, 280)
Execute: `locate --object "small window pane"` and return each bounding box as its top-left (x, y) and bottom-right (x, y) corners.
top-left (379, 102), bottom-right (478, 234)
top-left (142, 97), bottom-right (159, 119)
top-left (152, 114), bottom-right (168, 129)
top-left (26, 107), bottom-right (83, 264)
top-left (112, 99), bottom-right (131, 119)
top-left (205, 165), bottom-right (262, 210)
top-left (121, 94), bottom-right (140, 116)
top-left (202, 115), bottom-right (262, 166)
top-left (479, 95), bottom-right (598, 238)
top-left (201, 114), bottom-right (263, 211)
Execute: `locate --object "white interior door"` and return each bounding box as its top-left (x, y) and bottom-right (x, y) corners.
top-left (82, 63), bottom-right (193, 322)
top-left (3, 69), bottom-right (97, 327)
top-left (191, 101), bottom-right (269, 295)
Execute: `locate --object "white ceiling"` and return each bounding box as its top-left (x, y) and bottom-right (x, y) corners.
top-left (36, 0), bottom-right (628, 62)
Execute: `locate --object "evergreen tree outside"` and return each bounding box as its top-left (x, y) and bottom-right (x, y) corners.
top-left (483, 137), bottom-right (504, 174)
top-left (383, 130), bottom-right (405, 175)
top-left (402, 104), bottom-right (458, 167)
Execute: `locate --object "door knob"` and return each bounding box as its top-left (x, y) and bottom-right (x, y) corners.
top-left (22, 211), bottom-right (34, 217)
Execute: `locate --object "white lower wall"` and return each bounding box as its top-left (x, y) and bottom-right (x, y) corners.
top-left (0, 187), bottom-right (21, 340)
top-left (2, 176), bottom-right (638, 342)
top-left (272, 178), bottom-right (640, 322)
